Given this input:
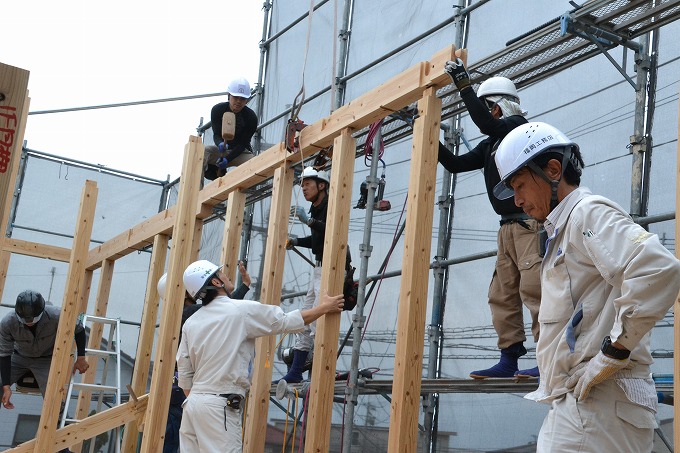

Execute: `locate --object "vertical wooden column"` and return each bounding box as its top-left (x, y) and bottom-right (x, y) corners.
top-left (71, 259), bottom-right (115, 453)
top-left (674, 85), bottom-right (680, 449)
top-left (140, 137), bottom-right (204, 452)
top-left (0, 63), bottom-right (30, 305)
top-left (387, 87), bottom-right (441, 453)
top-left (0, 63), bottom-right (30, 235)
top-left (304, 128), bottom-right (356, 452)
top-left (243, 158), bottom-right (294, 453)
top-left (34, 180), bottom-right (98, 452)
top-left (190, 220), bottom-right (203, 263)
top-left (0, 250), bottom-right (10, 302)
top-left (121, 233), bottom-right (169, 453)
top-left (220, 191), bottom-right (246, 281)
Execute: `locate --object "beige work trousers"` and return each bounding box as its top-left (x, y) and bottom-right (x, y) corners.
top-left (487, 219), bottom-right (542, 349)
top-left (537, 380), bottom-right (656, 452)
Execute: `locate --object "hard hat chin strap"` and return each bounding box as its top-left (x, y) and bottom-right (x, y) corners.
top-left (526, 160), bottom-right (560, 211)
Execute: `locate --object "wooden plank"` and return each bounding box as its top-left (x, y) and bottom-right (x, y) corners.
top-left (299, 45), bottom-right (455, 150)
top-left (121, 234), bottom-right (169, 453)
top-left (71, 259), bottom-right (114, 453)
top-left (34, 180), bottom-right (98, 452)
top-left (77, 270), bottom-right (93, 315)
top-left (1, 237), bottom-right (71, 261)
top-left (190, 219), bottom-right (203, 263)
top-left (6, 394), bottom-right (148, 453)
top-left (0, 248), bottom-right (9, 303)
top-left (243, 163), bottom-right (294, 452)
top-left (140, 137), bottom-right (204, 452)
top-left (220, 190), bottom-right (246, 282)
top-left (386, 87), bottom-right (441, 453)
top-left (0, 63), bottom-right (29, 235)
top-left (304, 128), bottom-right (356, 452)
top-left (83, 46), bottom-right (456, 272)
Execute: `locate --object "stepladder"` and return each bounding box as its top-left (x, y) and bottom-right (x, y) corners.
top-left (61, 315), bottom-right (122, 453)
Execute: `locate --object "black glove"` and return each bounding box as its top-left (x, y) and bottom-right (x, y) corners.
top-left (444, 58), bottom-right (470, 91)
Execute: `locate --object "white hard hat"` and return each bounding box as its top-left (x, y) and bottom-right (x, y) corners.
top-left (301, 166), bottom-right (330, 185)
top-left (227, 77), bottom-right (251, 99)
top-left (493, 122), bottom-right (577, 200)
top-left (183, 260), bottom-right (220, 300)
top-left (157, 273), bottom-right (167, 299)
top-left (477, 77), bottom-right (519, 102)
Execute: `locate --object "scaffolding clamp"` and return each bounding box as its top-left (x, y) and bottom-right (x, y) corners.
top-left (560, 13), bottom-right (643, 90)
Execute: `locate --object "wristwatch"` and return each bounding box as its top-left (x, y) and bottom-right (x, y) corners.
top-left (601, 336), bottom-right (630, 360)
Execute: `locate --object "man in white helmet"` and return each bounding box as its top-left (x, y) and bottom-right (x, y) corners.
top-left (159, 262), bottom-right (250, 453)
top-left (204, 77), bottom-right (258, 180)
top-left (441, 59), bottom-right (542, 379)
top-left (278, 167), bottom-right (343, 384)
top-left (176, 259), bottom-right (344, 452)
top-left (494, 121), bottom-right (680, 452)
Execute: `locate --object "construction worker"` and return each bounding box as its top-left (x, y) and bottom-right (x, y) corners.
top-left (204, 77), bottom-right (259, 180)
top-left (494, 121), bottom-right (680, 452)
top-left (176, 259), bottom-right (343, 452)
top-left (1, 290), bottom-right (89, 410)
top-left (278, 167), bottom-right (333, 384)
top-left (442, 59), bottom-right (542, 379)
top-left (159, 262), bottom-right (251, 453)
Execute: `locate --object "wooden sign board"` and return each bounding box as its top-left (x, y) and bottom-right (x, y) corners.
top-left (0, 62), bottom-right (30, 234)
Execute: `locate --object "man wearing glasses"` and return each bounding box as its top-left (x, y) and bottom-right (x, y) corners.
top-left (438, 59), bottom-right (542, 380)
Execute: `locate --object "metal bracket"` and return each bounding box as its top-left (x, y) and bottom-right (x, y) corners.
top-left (560, 13), bottom-right (643, 90)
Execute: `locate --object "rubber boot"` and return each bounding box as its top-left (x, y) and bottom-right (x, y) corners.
top-left (515, 365), bottom-right (540, 379)
top-left (280, 349), bottom-right (309, 384)
top-left (469, 342), bottom-right (527, 379)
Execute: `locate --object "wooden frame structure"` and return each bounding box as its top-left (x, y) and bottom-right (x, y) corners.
top-left (8, 40), bottom-right (676, 452)
top-left (0, 46), bottom-right (459, 453)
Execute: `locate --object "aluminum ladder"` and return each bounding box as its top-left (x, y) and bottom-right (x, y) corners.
top-left (60, 315), bottom-right (122, 453)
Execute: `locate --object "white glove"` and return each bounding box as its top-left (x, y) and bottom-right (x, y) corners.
top-left (565, 351), bottom-right (630, 400)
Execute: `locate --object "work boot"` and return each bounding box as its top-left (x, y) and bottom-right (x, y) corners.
top-left (280, 349), bottom-right (309, 384)
top-left (515, 366), bottom-right (540, 379)
top-left (469, 342), bottom-right (527, 379)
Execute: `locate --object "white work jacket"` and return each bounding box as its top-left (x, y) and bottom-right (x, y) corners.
top-left (531, 187), bottom-right (680, 403)
top-left (177, 295), bottom-right (305, 396)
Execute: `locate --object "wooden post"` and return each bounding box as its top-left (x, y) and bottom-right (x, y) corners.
top-left (304, 128), bottom-right (356, 452)
top-left (387, 87), bottom-right (441, 453)
top-left (34, 180), bottom-right (98, 453)
top-left (140, 137), bottom-right (204, 452)
top-left (243, 161), bottom-right (294, 453)
top-left (0, 62), bottom-right (30, 236)
top-left (0, 249), bottom-right (10, 302)
top-left (0, 62), bottom-right (29, 305)
top-left (121, 234), bottom-right (169, 453)
top-left (71, 259), bottom-right (115, 453)
top-left (221, 191), bottom-right (246, 282)
top-left (190, 220), bottom-right (203, 263)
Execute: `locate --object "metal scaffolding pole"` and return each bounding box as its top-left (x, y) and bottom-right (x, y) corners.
top-left (341, 125), bottom-right (382, 453)
top-left (630, 31), bottom-right (658, 220)
top-left (334, 0), bottom-right (354, 110)
top-left (423, 1), bottom-right (470, 450)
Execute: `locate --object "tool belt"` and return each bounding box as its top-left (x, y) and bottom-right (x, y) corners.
top-left (219, 393), bottom-right (244, 410)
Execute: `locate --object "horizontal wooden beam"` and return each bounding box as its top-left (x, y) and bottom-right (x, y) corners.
top-left (6, 395), bottom-right (148, 452)
top-left (299, 45), bottom-right (456, 150)
top-left (84, 46), bottom-right (455, 271)
top-left (1, 238), bottom-right (71, 262)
